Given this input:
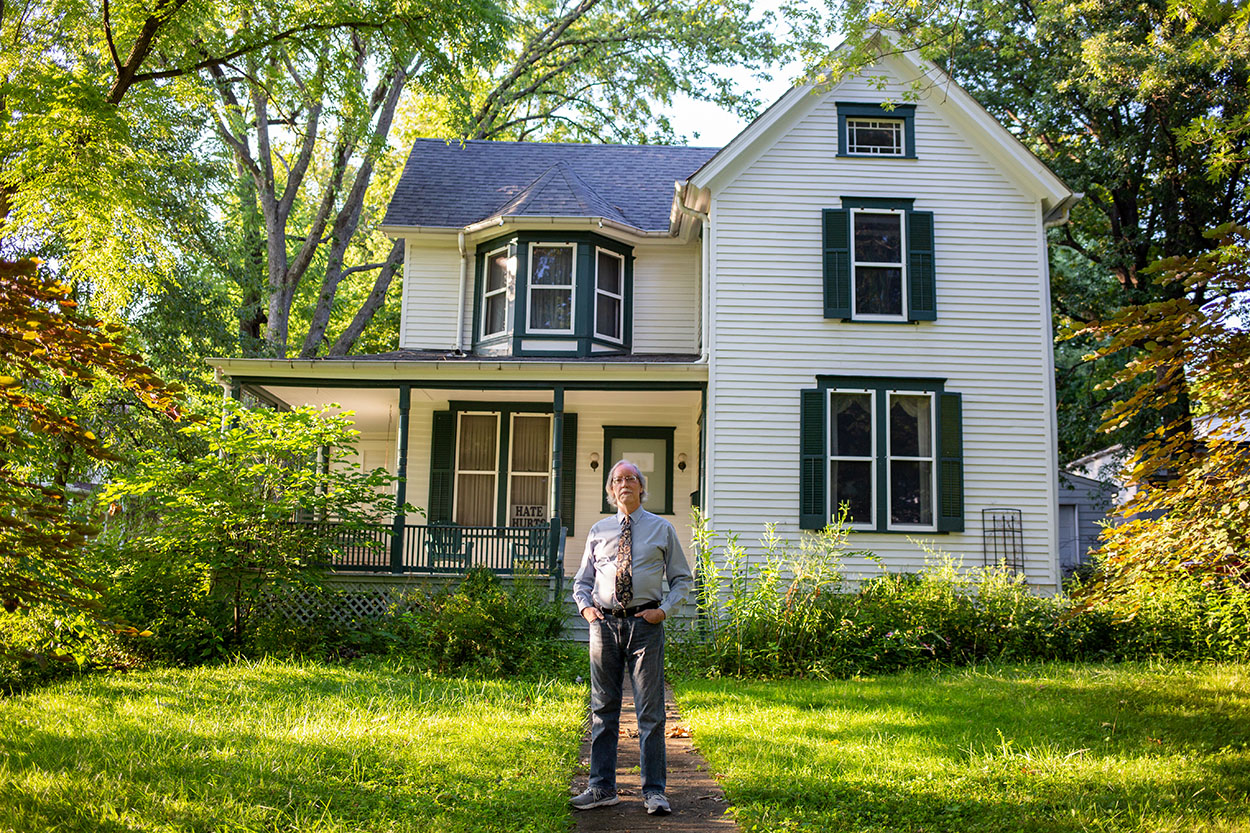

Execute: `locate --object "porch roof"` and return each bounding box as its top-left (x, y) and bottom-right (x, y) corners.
top-left (207, 352), bottom-right (707, 388)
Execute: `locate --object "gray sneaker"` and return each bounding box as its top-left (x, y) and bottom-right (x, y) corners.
top-left (644, 792), bottom-right (672, 815)
top-left (570, 787), bottom-right (620, 810)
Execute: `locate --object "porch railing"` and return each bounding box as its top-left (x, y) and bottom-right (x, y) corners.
top-left (289, 519), bottom-right (564, 579)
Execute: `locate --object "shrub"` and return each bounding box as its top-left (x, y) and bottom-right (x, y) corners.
top-left (245, 569), bottom-right (574, 678)
top-left (386, 569), bottom-right (569, 676)
top-left (0, 605), bottom-right (144, 694)
top-left (673, 513), bottom-right (1250, 679)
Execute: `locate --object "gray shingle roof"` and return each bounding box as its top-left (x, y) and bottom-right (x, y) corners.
top-left (383, 139), bottom-right (719, 233)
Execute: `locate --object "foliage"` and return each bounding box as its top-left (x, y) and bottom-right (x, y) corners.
top-left (1066, 224), bottom-right (1250, 606)
top-left (0, 605), bottom-right (146, 694)
top-left (675, 515), bottom-right (1250, 680)
top-left (0, 259), bottom-right (181, 615)
top-left (100, 403), bottom-right (400, 644)
top-left (250, 569), bottom-right (574, 678)
top-left (822, 0), bottom-right (1250, 460)
top-left (383, 569), bottom-right (569, 676)
top-left (679, 662), bottom-right (1250, 833)
top-left (0, 658), bottom-right (585, 832)
top-left (447, 0), bottom-right (784, 144)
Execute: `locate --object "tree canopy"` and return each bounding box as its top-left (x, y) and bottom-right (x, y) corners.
top-left (824, 0), bottom-right (1250, 461)
top-left (1065, 224), bottom-right (1250, 605)
top-left (0, 258), bottom-right (182, 613)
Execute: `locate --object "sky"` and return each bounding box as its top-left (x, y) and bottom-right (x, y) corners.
top-left (666, 76), bottom-right (795, 147)
top-left (663, 1), bottom-right (813, 148)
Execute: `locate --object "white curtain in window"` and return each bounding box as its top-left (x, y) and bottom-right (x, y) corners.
top-left (890, 395), bottom-right (932, 457)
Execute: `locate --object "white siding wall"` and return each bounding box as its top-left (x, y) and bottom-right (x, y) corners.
top-left (631, 243), bottom-right (700, 354)
top-left (399, 239), bottom-right (462, 350)
top-left (707, 64), bottom-right (1058, 588)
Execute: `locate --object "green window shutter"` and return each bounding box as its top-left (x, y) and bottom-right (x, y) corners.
top-left (937, 392), bottom-right (964, 532)
top-left (799, 388), bottom-right (827, 529)
top-left (559, 412), bottom-right (577, 535)
top-left (908, 210), bottom-right (936, 321)
top-left (822, 209), bottom-right (851, 319)
top-left (428, 410), bottom-right (455, 523)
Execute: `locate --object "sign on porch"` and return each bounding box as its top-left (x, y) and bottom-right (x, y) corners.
top-left (511, 504), bottom-right (548, 527)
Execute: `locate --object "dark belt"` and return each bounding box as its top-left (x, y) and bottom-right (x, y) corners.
top-left (597, 600), bottom-right (659, 618)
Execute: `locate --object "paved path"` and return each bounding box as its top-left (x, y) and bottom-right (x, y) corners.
top-left (570, 680), bottom-right (739, 832)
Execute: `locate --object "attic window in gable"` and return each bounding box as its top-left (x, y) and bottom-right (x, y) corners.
top-left (846, 118), bottom-right (903, 155)
top-left (837, 102), bottom-right (916, 159)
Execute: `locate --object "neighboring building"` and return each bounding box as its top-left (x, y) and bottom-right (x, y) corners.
top-left (209, 32), bottom-right (1078, 592)
top-left (1056, 471), bottom-right (1114, 574)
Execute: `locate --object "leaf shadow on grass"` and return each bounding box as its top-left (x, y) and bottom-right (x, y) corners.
top-left (679, 664), bottom-right (1250, 833)
top-left (1, 661), bottom-right (581, 833)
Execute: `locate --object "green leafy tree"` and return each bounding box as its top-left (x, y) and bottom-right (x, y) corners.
top-left (102, 403), bottom-right (403, 641)
top-left (821, 1), bottom-right (1250, 460)
top-left (0, 258), bottom-right (182, 613)
top-left (207, 0), bottom-right (787, 360)
top-left (1065, 224), bottom-right (1250, 606)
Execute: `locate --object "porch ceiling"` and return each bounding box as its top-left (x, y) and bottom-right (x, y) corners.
top-left (249, 385), bottom-right (701, 436)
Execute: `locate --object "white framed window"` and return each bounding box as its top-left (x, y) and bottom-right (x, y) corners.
top-left (851, 208), bottom-right (906, 320)
top-left (453, 412), bottom-right (500, 527)
top-left (845, 117), bottom-right (904, 156)
top-left (886, 391), bottom-right (936, 530)
top-left (506, 413), bottom-right (552, 528)
top-left (827, 390), bottom-right (876, 529)
top-left (528, 243), bottom-right (575, 333)
top-left (594, 248), bottom-right (624, 342)
top-left (481, 247), bottom-right (513, 339)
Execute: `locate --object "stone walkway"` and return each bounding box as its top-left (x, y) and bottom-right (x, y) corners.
top-left (570, 680), bottom-right (738, 832)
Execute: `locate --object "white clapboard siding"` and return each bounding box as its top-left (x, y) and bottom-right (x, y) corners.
top-left (400, 240), bottom-right (462, 350)
top-left (631, 243), bottom-right (700, 354)
top-left (706, 60), bottom-right (1058, 588)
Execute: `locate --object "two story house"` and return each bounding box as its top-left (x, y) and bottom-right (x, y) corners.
top-left (210, 35), bottom-right (1077, 594)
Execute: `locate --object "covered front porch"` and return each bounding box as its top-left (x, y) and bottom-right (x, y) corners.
top-left (212, 353), bottom-right (707, 586)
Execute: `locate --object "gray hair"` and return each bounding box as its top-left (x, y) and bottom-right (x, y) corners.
top-left (605, 459), bottom-right (648, 508)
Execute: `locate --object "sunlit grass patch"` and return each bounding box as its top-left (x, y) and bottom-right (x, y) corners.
top-left (0, 657), bottom-right (585, 832)
top-left (677, 662), bottom-right (1250, 833)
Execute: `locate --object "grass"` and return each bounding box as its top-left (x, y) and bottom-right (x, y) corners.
top-left (0, 657), bottom-right (586, 833)
top-left (676, 662), bottom-right (1250, 833)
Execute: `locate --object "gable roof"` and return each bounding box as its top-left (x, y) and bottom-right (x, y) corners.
top-left (683, 31), bottom-right (1077, 224)
top-left (382, 139), bottom-right (718, 234)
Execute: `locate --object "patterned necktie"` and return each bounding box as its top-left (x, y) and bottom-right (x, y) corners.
top-left (615, 514), bottom-right (633, 608)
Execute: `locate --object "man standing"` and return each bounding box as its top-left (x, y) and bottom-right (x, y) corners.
top-left (570, 459), bottom-right (693, 816)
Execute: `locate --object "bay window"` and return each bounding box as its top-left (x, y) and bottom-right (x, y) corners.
top-left (474, 232), bottom-right (633, 356)
top-left (528, 244), bottom-right (575, 332)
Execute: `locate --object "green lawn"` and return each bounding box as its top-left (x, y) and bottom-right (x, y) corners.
top-left (676, 662), bottom-right (1250, 833)
top-left (0, 658), bottom-right (586, 833)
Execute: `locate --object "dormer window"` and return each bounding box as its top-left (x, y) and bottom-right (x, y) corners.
top-left (474, 232), bottom-right (633, 357)
top-left (837, 102), bottom-right (917, 159)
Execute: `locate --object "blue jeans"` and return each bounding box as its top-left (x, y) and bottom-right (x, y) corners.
top-left (588, 615), bottom-right (666, 795)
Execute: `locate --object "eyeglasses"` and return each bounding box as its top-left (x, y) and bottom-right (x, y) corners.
top-left (611, 475), bottom-right (640, 485)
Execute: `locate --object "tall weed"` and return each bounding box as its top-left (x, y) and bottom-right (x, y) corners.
top-left (674, 514), bottom-right (1250, 679)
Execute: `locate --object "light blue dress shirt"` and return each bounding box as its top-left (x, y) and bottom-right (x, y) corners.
top-left (572, 508), bottom-right (693, 616)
